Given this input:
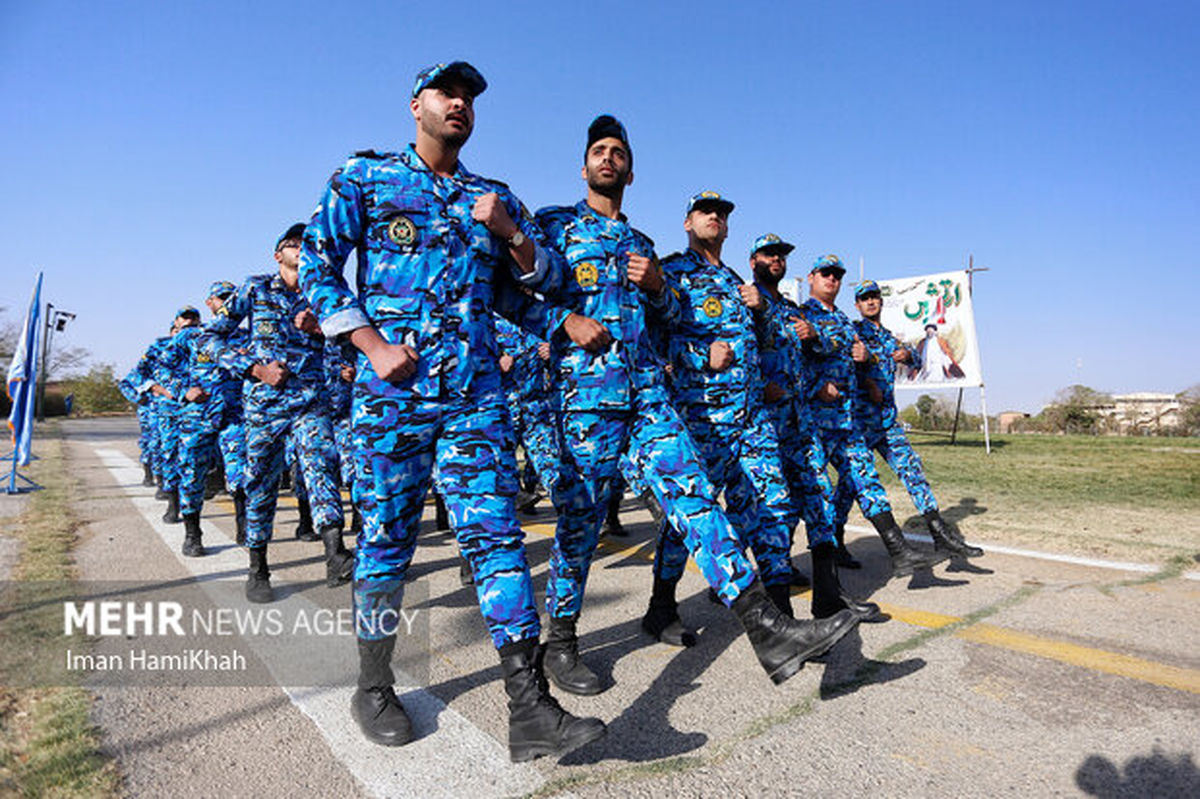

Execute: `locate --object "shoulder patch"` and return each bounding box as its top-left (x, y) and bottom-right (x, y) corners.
top-left (352, 149), bottom-right (386, 159)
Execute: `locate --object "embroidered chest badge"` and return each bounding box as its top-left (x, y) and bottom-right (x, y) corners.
top-left (575, 262), bottom-right (599, 288)
top-left (387, 215), bottom-right (417, 246)
top-left (702, 296), bottom-right (723, 318)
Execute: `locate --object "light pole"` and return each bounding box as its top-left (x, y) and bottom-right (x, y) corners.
top-left (35, 303), bottom-right (76, 422)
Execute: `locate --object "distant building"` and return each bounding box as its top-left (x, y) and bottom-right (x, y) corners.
top-left (997, 411), bottom-right (1029, 433)
top-left (1079, 392), bottom-right (1182, 435)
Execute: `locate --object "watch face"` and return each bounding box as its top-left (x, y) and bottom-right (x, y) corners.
top-left (509, 230), bottom-right (526, 248)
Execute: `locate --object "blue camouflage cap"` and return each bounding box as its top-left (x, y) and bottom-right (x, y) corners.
top-left (275, 222), bottom-right (307, 251)
top-left (810, 254), bottom-right (846, 276)
top-left (687, 190), bottom-right (734, 215)
top-left (751, 233), bottom-right (795, 257)
top-left (175, 305), bottom-right (200, 320)
top-left (208, 280), bottom-right (236, 300)
top-left (855, 279), bottom-right (882, 299)
top-left (412, 61), bottom-right (487, 98)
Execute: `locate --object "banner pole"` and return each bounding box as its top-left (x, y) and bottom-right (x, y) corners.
top-left (980, 384), bottom-right (992, 454)
top-left (950, 388), bottom-right (964, 444)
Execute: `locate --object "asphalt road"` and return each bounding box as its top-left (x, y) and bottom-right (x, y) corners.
top-left (45, 417), bottom-right (1200, 798)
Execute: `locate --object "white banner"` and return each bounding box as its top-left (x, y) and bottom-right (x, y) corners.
top-left (876, 269), bottom-right (983, 389)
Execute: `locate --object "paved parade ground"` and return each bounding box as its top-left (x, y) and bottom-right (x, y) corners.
top-left (5, 417), bottom-right (1199, 798)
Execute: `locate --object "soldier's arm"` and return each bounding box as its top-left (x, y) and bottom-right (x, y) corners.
top-left (207, 281), bottom-right (258, 378)
top-left (299, 160), bottom-right (371, 340)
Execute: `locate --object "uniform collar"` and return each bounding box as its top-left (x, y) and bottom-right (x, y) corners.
top-left (402, 143), bottom-right (474, 181)
top-left (575, 199), bottom-right (628, 225)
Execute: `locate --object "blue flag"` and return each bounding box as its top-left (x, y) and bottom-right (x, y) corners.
top-left (7, 272), bottom-right (43, 466)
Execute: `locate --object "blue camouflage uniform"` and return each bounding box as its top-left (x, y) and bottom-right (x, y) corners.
top-left (324, 339), bottom-right (356, 490)
top-left (150, 332), bottom-right (184, 492)
top-left (159, 323), bottom-right (228, 516)
top-left (121, 341), bottom-right (167, 472)
top-left (657, 247), bottom-right (794, 588)
top-left (833, 312), bottom-right (939, 522)
top-left (214, 324), bottom-right (248, 494)
top-left (298, 143), bottom-right (567, 649)
top-left (531, 199), bottom-right (763, 616)
top-left (801, 270), bottom-right (894, 522)
top-left (202, 273), bottom-right (345, 546)
top-left (493, 315), bottom-right (558, 491)
top-left (754, 280), bottom-right (839, 549)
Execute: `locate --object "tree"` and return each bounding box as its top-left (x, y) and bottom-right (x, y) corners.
top-left (1177, 384), bottom-right (1200, 437)
top-left (61, 364), bottom-right (131, 415)
top-left (1043, 384), bottom-right (1112, 434)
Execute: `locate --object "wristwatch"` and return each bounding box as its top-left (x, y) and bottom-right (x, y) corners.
top-left (506, 230), bottom-right (526, 248)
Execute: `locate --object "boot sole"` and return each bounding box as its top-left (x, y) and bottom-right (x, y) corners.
top-left (509, 721), bottom-right (606, 763)
top-left (768, 615), bottom-right (860, 685)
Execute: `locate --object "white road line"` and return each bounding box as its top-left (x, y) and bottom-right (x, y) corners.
top-left (93, 447), bottom-right (548, 799)
top-left (844, 524), bottom-right (1200, 581)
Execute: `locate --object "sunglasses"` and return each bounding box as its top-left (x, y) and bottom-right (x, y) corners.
top-left (816, 268), bottom-right (844, 279)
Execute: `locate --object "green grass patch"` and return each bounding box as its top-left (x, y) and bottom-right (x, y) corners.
top-left (0, 424), bottom-right (121, 798)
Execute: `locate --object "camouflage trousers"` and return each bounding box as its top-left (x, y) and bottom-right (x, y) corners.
top-left (176, 399), bottom-right (224, 516)
top-left (217, 418), bottom-right (246, 492)
top-left (834, 422), bottom-right (937, 525)
top-left (350, 391), bottom-right (539, 649)
top-left (766, 399), bottom-right (838, 549)
top-left (550, 397), bottom-right (758, 614)
top-left (154, 399), bottom-right (181, 490)
top-left (243, 402), bottom-right (343, 547)
top-left (508, 390), bottom-right (558, 491)
top-left (817, 425), bottom-right (892, 522)
top-left (652, 403), bottom-right (795, 589)
top-left (136, 403), bottom-right (156, 468)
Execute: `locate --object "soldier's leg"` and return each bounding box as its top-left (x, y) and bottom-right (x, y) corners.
top-left (822, 428), bottom-right (947, 577)
top-left (178, 411), bottom-right (219, 557)
top-left (628, 398), bottom-right (860, 680)
top-left (539, 409), bottom-right (625, 694)
top-left (243, 414), bottom-right (289, 548)
top-left (878, 425), bottom-right (982, 557)
top-left (436, 394), bottom-right (605, 759)
top-left (292, 408), bottom-right (352, 584)
top-left (157, 404), bottom-right (183, 522)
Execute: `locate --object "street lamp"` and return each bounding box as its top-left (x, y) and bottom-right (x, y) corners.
top-left (35, 303), bottom-right (76, 422)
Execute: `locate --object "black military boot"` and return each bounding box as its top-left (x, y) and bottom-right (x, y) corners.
top-left (500, 638), bottom-right (606, 763)
top-left (181, 513), bottom-right (205, 557)
top-left (810, 543), bottom-right (885, 622)
top-left (765, 582), bottom-right (794, 618)
top-left (141, 463), bottom-right (155, 487)
top-left (245, 546), bottom-right (273, 603)
top-left (542, 615), bottom-right (602, 696)
top-left (294, 497), bottom-right (319, 541)
top-left (204, 464), bottom-right (224, 500)
top-left (162, 490), bottom-right (181, 524)
top-left (154, 473), bottom-right (167, 500)
top-left (869, 511), bottom-right (949, 577)
top-left (349, 506), bottom-right (363, 534)
top-left (789, 563), bottom-right (811, 587)
top-left (641, 576), bottom-right (697, 647)
top-left (322, 525), bottom-right (354, 587)
top-left (351, 636), bottom-right (413, 746)
top-left (925, 511), bottom-right (983, 558)
top-left (232, 488), bottom-right (247, 546)
top-left (434, 494), bottom-right (450, 533)
top-left (515, 488), bottom-right (540, 515)
top-left (730, 579), bottom-right (858, 685)
top-left (598, 491), bottom-right (627, 538)
top-left (458, 556), bottom-right (474, 586)
top-left (834, 524), bottom-right (862, 569)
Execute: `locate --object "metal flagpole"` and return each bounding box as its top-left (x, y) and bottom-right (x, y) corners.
top-left (965, 255), bottom-right (992, 454)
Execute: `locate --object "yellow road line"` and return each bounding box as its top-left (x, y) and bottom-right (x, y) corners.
top-left (519, 518), bottom-right (1200, 695)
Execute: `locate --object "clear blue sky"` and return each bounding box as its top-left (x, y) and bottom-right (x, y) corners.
top-left (3, 0), bottom-right (1197, 414)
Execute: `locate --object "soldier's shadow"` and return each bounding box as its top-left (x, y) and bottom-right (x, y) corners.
top-left (815, 626), bottom-right (927, 699)
top-left (899, 496), bottom-right (994, 576)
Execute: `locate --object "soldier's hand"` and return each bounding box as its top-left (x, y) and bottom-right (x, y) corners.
top-left (627, 252), bottom-right (664, 294)
top-left (340, 364), bottom-right (355, 382)
top-left (764, 381), bottom-right (785, 403)
top-left (817, 381), bottom-right (840, 402)
top-left (254, 360), bottom-right (290, 387)
top-left (294, 309), bottom-right (322, 336)
top-left (791, 316), bottom-right (815, 340)
top-left (150, 383), bottom-right (171, 399)
top-left (499, 354), bottom-right (514, 373)
top-left (892, 347), bottom-right (910, 363)
top-left (184, 387), bottom-right (208, 403)
top-left (563, 313), bottom-right (612, 353)
top-left (472, 192), bottom-right (518, 240)
top-left (708, 340), bottom-right (735, 371)
top-left (537, 342), bottom-right (550, 361)
top-left (864, 377), bottom-right (884, 405)
top-left (739, 284), bottom-right (764, 311)
top-left (851, 337), bottom-right (868, 363)
top-left (365, 342), bottom-right (419, 382)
